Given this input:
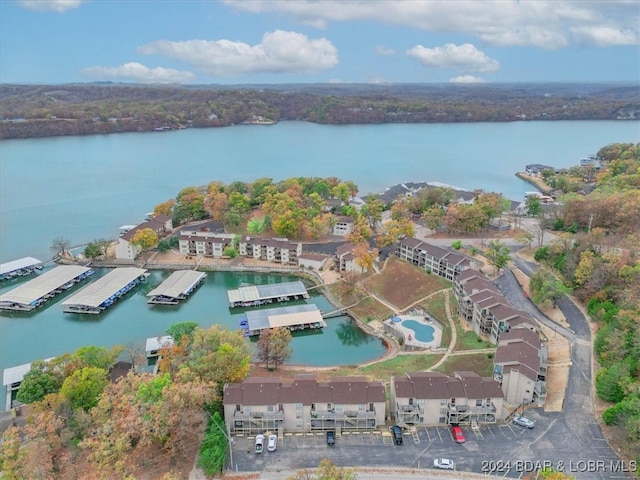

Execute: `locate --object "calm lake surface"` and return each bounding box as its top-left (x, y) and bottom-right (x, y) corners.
top-left (1, 120), bottom-right (638, 409)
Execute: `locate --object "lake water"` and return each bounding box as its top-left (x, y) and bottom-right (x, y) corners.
top-left (0, 120), bottom-right (638, 409)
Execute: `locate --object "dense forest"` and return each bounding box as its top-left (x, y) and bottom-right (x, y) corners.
top-left (0, 82), bottom-right (638, 139)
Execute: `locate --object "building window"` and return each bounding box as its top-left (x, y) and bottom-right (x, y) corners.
top-left (439, 417), bottom-right (446, 424)
top-left (476, 399), bottom-right (482, 406)
top-left (440, 399), bottom-right (447, 406)
top-left (450, 398), bottom-right (455, 405)
top-left (358, 404), bottom-right (365, 412)
top-left (296, 420), bottom-right (302, 428)
top-left (267, 405), bottom-right (274, 412)
top-left (335, 404), bottom-right (343, 413)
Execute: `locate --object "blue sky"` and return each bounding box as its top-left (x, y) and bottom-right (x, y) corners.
top-left (1, 0), bottom-right (638, 85)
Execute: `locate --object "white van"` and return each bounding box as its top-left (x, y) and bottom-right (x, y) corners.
top-left (255, 434), bottom-right (264, 454)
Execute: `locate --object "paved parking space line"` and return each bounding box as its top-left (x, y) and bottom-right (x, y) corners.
top-left (486, 426), bottom-right (497, 439)
top-left (425, 427), bottom-right (432, 442)
top-left (436, 427), bottom-right (444, 442)
top-left (498, 425), bottom-right (512, 438)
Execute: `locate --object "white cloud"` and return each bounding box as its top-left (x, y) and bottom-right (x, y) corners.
top-left (571, 25), bottom-right (639, 47)
top-left (407, 43), bottom-right (499, 72)
top-left (138, 30), bottom-right (338, 76)
top-left (222, 0), bottom-right (639, 49)
top-left (375, 46), bottom-right (396, 56)
top-left (19, 0), bottom-right (86, 12)
top-left (450, 75), bottom-right (484, 84)
top-left (81, 62), bottom-right (195, 84)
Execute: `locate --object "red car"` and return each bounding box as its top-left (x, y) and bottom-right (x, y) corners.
top-left (451, 425), bottom-right (466, 443)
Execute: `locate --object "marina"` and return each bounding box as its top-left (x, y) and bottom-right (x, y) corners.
top-left (0, 265), bottom-right (94, 311)
top-left (228, 280), bottom-right (309, 308)
top-left (0, 257), bottom-right (43, 281)
top-left (240, 304), bottom-right (327, 337)
top-left (60, 267), bottom-right (148, 314)
top-left (146, 270), bottom-right (207, 305)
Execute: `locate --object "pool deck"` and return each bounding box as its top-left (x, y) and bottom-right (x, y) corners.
top-left (387, 314), bottom-right (443, 350)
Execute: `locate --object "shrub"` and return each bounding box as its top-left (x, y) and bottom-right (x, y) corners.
top-left (534, 246), bottom-right (549, 262)
top-left (452, 240), bottom-right (462, 250)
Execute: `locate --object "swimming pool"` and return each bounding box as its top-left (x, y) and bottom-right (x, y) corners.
top-left (402, 320), bottom-right (435, 342)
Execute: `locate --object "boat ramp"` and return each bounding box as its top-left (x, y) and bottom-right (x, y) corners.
top-left (240, 304), bottom-right (326, 337)
top-left (146, 270), bottom-right (206, 305)
top-left (0, 265), bottom-right (94, 312)
top-left (61, 267), bottom-right (147, 314)
top-left (0, 257), bottom-right (43, 281)
top-left (227, 280), bottom-right (309, 308)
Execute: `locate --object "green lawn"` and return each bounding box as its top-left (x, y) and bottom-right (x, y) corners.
top-left (435, 353), bottom-right (495, 378)
top-left (332, 354), bottom-right (443, 381)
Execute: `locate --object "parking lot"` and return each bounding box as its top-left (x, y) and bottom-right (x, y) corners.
top-left (229, 409), bottom-right (634, 479)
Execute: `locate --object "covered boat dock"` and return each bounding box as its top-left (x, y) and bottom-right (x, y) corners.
top-left (228, 280), bottom-right (309, 308)
top-left (147, 270), bottom-right (207, 305)
top-left (145, 335), bottom-right (175, 358)
top-left (61, 267), bottom-right (147, 314)
top-left (3, 358), bottom-right (54, 410)
top-left (0, 265), bottom-right (94, 311)
top-left (0, 256), bottom-right (43, 281)
top-left (242, 304), bottom-right (326, 337)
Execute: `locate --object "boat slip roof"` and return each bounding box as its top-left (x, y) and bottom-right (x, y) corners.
top-left (227, 280), bottom-right (307, 304)
top-left (146, 270), bottom-right (206, 300)
top-left (245, 304), bottom-right (325, 331)
top-left (145, 335), bottom-right (174, 353)
top-left (0, 257), bottom-right (42, 275)
top-left (3, 358), bottom-right (55, 386)
top-left (61, 267), bottom-right (147, 308)
top-left (0, 266), bottom-right (91, 306)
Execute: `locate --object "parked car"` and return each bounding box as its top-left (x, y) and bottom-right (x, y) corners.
top-left (433, 458), bottom-right (455, 470)
top-left (391, 425), bottom-right (403, 445)
top-left (512, 415), bottom-right (535, 429)
top-left (255, 434), bottom-right (264, 454)
top-left (267, 434), bottom-right (277, 452)
top-left (451, 425), bottom-right (465, 443)
top-left (326, 430), bottom-right (335, 446)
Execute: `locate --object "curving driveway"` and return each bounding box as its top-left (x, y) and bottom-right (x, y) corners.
top-left (494, 256), bottom-right (631, 479)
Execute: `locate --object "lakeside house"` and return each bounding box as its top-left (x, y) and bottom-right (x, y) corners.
top-left (391, 371), bottom-right (506, 427)
top-left (115, 214), bottom-right (173, 261)
top-left (238, 236), bottom-right (301, 265)
top-left (334, 242), bottom-right (377, 274)
top-left (223, 375), bottom-right (386, 434)
top-left (524, 164), bottom-right (556, 177)
top-left (494, 329), bottom-right (548, 406)
top-left (332, 216), bottom-right (355, 236)
top-left (395, 237), bottom-right (478, 281)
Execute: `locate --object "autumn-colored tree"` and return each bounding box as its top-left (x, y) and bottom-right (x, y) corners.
top-left (174, 186), bottom-right (206, 224)
top-left (131, 227), bottom-right (159, 250)
top-left (257, 327), bottom-right (292, 370)
top-left (377, 217), bottom-right (415, 247)
top-left (204, 190), bottom-right (228, 221)
top-left (0, 427), bottom-right (26, 480)
top-left (345, 217), bottom-right (373, 245)
top-left (352, 242), bottom-right (378, 273)
top-left (168, 325), bottom-right (251, 391)
top-left (153, 198), bottom-right (175, 217)
top-left (166, 321), bottom-right (198, 345)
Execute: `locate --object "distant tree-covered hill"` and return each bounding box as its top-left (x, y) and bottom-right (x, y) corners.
top-left (0, 82), bottom-right (638, 139)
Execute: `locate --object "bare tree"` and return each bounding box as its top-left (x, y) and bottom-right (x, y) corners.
top-left (51, 236), bottom-right (70, 256)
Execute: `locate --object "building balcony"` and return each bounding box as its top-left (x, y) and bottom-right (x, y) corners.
top-left (448, 403), bottom-right (496, 415)
top-left (233, 411), bottom-right (284, 421)
top-left (397, 403), bottom-right (423, 413)
top-left (311, 410), bottom-right (376, 421)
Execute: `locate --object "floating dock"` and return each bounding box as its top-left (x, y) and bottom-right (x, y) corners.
top-left (0, 265), bottom-right (94, 311)
top-left (146, 270), bottom-right (206, 305)
top-left (0, 256), bottom-right (43, 281)
top-left (227, 280), bottom-right (309, 308)
top-left (3, 358), bottom-right (54, 410)
top-left (241, 304), bottom-right (326, 337)
top-left (61, 267), bottom-right (147, 314)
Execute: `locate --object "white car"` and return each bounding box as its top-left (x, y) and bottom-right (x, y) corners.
top-left (255, 434), bottom-right (264, 454)
top-left (433, 458), bottom-right (455, 470)
top-left (512, 415), bottom-right (535, 429)
top-left (267, 434), bottom-right (277, 452)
